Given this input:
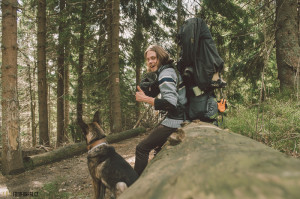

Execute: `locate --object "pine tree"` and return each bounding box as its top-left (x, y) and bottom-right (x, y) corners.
top-left (37, 0), bottom-right (50, 146)
top-left (275, 0), bottom-right (300, 93)
top-left (108, 0), bottom-right (122, 133)
top-left (1, 0), bottom-right (25, 175)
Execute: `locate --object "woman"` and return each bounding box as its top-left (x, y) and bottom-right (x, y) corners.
top-left (134, 45), bottom-right (187, 175)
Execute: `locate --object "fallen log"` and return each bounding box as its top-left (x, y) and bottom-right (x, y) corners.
top-left (23, 142), bottom-right (87, 169)
top-left (106, 127), bottom-right (146, 143)
top-left (23, 127), bottom-right (146, 170)
top-left (119, 121), bottom-right (300, 199)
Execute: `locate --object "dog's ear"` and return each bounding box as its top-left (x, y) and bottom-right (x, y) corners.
top-left (78, 117), bottom-right (88, 135)
top-left (93, 111), bottom-right (101, 125)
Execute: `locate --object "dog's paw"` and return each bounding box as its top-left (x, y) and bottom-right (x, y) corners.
top-left (114, 182), bottom-right (127, 198)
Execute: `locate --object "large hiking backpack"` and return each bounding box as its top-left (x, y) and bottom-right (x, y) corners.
top-left (177, 17), bottom-right (225, 122)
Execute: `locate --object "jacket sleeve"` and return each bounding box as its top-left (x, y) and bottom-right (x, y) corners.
top-left (154, 98), bottom-right (176, 111)
top-left (154, 68), bottom-right (178, 109)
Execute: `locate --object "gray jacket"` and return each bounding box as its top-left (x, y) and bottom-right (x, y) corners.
top-left (156, 66), bottom-right (188, 128)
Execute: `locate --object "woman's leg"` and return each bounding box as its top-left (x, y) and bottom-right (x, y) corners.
top-left (134, 125), bottom-right (176, 175)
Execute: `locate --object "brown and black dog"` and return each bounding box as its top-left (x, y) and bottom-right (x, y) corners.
top-left (78, 111), bottom-right (138, 199)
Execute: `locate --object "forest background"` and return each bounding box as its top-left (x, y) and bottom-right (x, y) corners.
top-left (1, 0), bottom-right (300, 175)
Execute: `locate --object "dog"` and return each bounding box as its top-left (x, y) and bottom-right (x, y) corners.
top-left (78, 111), bottom-right (138, 199)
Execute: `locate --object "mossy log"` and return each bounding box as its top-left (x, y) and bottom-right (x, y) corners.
top-left (106, 127), bottom-right (146, 143)
top-left (119, 121), bottom-right (300, 199)
top-left (23, 142), bottom-right (87, 170)
top-left (23, 127), bottom-right (146, 170)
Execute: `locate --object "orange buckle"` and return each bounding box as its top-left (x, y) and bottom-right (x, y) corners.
top-left (218, 99), bottom-right (226, 113)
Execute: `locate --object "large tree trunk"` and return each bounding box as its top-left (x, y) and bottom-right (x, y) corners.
top-left (64, 25), bottom-right (71, 143)
top-left (120, 122), bottom-right (300, 199)
top-left (64, 55), bottom-right (70, 142)
top-left (276, 0), bottom-right (300, 93)
top-left (37, 0), bottom-right (50, 146)
top-left (29, 62), bottom-right (37, 147)
top-left (28, 65), bottom-right (36, 147)
top-left (1, 0), bottom-right (25, 175)
top-left (109, 0), bottom-right (122, 133)
top-left (133, 0), bottom-right (143, 121)
top-left (177, 0), bottom-right (183, 59)
top-left (56, 0), bottom-right (66, 147)
top-left (76, 0), bottom-right (87, 142)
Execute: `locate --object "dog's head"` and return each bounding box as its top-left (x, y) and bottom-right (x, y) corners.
top-left (78, 111), bottom-right (106, 145)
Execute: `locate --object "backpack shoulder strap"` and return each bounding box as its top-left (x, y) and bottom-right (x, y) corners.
top-left (157, 64), bottom-right (174, 73)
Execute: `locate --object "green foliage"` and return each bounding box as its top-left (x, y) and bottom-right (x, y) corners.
top-left (199, 0), bottom-right (278, 105)
top-left (36, 177), bottom-right (70, 199)
top-left (13, 0), bottom-right (297, 149)
top-left (224, 97), bottom-right (300, 157)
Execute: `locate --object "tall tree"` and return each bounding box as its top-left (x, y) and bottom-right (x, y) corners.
top-left (29, 63), bottom-right (37, 146)
top-left (1, 0), bottom-right (24, 174)
top-left (177, 0), bottom-right (183, 59)
top-left (64, 4), bottom-right (72, 142)
top-left (37, 0), bottom-right (50, 146)
top-left (64, 41), bottom-right (70, 142)
top-left (132, 0), bottom-right (143, 120)
top-left (57, 0), bottom-right (66, 146)
top-left (275, 0), bottom-right (300, 93)
top-left (108, 0), bottom-right (122, 133)
top-left (77, 0), bottom-right (87, 128)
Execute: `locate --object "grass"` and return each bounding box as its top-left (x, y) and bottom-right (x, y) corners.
top-left (222, 97), bottom-right (300, 157)
top-left (35, 177), bottom-right (71, 199)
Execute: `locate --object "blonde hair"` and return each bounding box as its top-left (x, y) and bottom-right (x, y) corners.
top-left (144, 45), bottom-right (173, 71)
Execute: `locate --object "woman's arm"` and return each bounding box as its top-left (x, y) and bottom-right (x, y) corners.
top-left (136, 86), bottom-right (155, 106)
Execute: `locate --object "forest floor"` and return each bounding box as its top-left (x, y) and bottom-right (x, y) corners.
top-left (0, 131), bottom-right (152, 199)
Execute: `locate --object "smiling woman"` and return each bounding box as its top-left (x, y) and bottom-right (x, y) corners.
top-left (144, 45), bottom-right (174, 73)
top-left (146, 51), bottom-right (159, 72)
top-left (134, 44), bottom-right (188, 176)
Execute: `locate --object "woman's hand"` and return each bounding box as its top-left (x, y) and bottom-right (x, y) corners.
top-left (136, 86), bottom-right (155, 106)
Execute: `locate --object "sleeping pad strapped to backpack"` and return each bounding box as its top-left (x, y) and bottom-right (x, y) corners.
top-left (176, 17), bottom-right (226, 122)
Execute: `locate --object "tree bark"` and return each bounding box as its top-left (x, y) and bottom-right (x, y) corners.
top-left (56, 0), bottom-right (66, 147)
top-left (109, 0), bottom-right (122, 133)
top-left (64, 58), bottom-right (70, 142)
top-left (119, 122), bottom-right (300, 199)
top-left (177, 0), bottom-right (183, 59)
top-left (64, 27), bottom-right (70, 143)
top-left (276, 0), bottom-right (300, 93)
top-left (1, 0), bottom-right (25, 175)
top-left (133, 0), bottom-right (143, 121)
top-left (29, 63), bottom-right (37, 147)
top-left (76, 0), bottom-right (87, 142)
top-left (37, 0), bottom-right (50, 146)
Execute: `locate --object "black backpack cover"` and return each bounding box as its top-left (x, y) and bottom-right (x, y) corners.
top-left (177, 17), bottom-right (224, 91)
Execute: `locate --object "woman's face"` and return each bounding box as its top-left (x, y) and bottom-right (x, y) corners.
top-left (146, 50), bottom-right (159, 72)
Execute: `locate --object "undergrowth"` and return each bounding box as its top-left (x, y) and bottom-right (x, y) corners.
top-left (36, 177), bottom-right (70, 199)
top-left (222, 97), bottom-right (300, 157)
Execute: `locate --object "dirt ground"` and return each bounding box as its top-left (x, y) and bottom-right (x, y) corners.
top-left (0, 132), bottom-right (152, 199)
